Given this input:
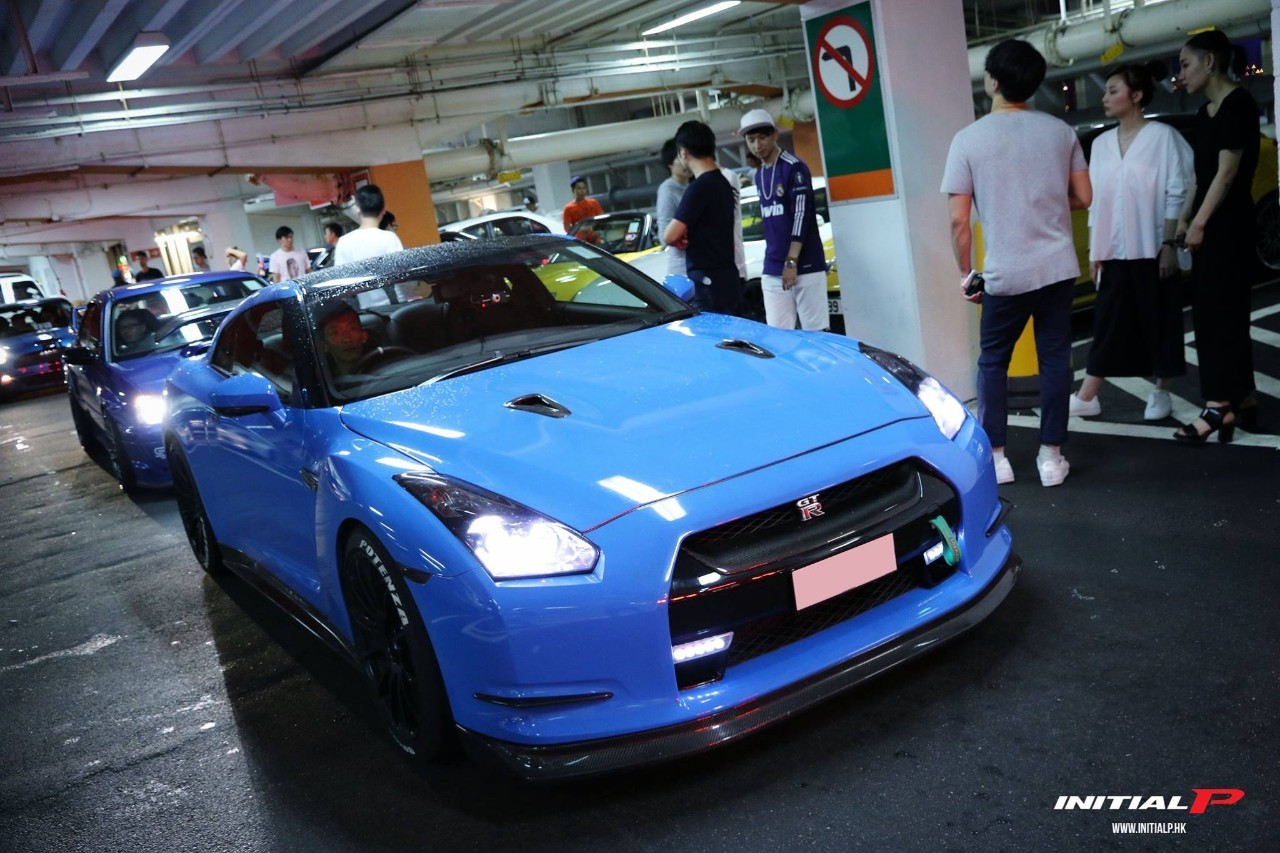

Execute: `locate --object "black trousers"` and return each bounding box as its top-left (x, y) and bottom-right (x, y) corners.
top-left (1192, 225), bottom-right (1255, 403)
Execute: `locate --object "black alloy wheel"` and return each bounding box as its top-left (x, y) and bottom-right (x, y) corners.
top-left (104, 416), bottom-right (138, 492)
top-left (168, 442), bottom-right (224, 575)
top-left (342, 528), bottom-right (453, 762)
top-left (1255, 192), bottom-right (1280, 272)
top-left (69, 397), bottom-right (96, 452)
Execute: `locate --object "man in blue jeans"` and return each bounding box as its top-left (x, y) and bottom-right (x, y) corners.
top-left (941, 39), bottom-right (1091, 487)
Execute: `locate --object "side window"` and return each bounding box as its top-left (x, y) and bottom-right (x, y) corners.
top-left (76, 301), bottom-right (103, 352)
top-left (814, 187), bottom-right (830, 222)
top-left (210, 301), bottom-right (298, 404)
top-left (461, 223), bottom-right (490, 239)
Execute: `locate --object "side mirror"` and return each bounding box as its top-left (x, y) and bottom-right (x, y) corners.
top-left (61, 345), bottom-right (94, 365)
top-left (661, 274), bottom-right (695, 301)
top-left (210, 372), bottom-right (282, 416)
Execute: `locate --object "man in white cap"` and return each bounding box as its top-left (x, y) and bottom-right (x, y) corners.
top-left (739, 108), bottom-right (828, 331)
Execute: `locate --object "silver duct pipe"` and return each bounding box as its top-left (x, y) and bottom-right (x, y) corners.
top-left (968, 0), bottom-right (1270, 80)
top-left (423, 104), bottom-right (753, 182)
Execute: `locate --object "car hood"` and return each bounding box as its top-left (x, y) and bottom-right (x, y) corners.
top-left (339, 314), bottom-right (931, 531)
top-left (111, 351), bottom-right (193, 394)
top-left (2, 328), bottom-right (74, 355)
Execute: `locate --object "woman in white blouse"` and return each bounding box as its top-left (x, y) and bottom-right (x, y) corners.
top-left (1070, 63), bottom-right (1193, 422)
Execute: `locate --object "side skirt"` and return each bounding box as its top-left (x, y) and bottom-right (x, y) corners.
top-left (218, 545), bottom-right (361, 668)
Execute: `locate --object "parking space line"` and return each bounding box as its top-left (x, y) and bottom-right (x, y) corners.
top-left (1009, 412), bottom-right (1280, 448)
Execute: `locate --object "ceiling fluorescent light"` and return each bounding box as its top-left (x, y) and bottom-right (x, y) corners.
top-left (107, 32), bottom-right (170, 83)
top-left (642, 1), bottom-right (740, 37)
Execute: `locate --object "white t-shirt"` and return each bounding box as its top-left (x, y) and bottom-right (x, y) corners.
top-left (940, 110), bottom-right (1086, 296)
top-left (720, 166), bottom-right (747, 281)
top-left (269, 248), bottom-right (309, 281)
top-left (1088, 122), bottom-right (1192, 263)
top-left (334, 227), bottom-right (407, 307)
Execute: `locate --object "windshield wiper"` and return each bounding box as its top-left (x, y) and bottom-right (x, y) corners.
top-left (646, 308), bottom-right (697, 326)
top-left (426, 340), bottom-right (589, 383)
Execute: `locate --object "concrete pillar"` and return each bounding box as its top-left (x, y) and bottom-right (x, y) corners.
top-left (801, 0), bottom-right (978, 399)
top-left (534, 162), bottom-right (573, 228)
top-left (199, 199), bottom-right (256, 272)
top-left (369, 160), bottom-right (439, 248)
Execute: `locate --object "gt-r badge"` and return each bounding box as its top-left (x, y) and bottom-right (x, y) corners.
top-left (797, 494), bottom-right (824, 521)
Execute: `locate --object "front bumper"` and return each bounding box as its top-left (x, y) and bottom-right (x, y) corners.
top-left (459, 549), bottom-right (1021, 780)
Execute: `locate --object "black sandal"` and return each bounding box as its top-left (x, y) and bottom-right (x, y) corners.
top-left (1174, 405), bottom-right (1235, 445)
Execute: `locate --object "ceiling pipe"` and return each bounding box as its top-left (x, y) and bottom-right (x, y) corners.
top-left (967, 0), bottom-right (1270, 80)
top-left (423, 89), bottom-right (808, 185)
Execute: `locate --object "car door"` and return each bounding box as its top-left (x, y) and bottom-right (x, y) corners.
top-left (200, 299), bottom-right (326, 605)
top-left (65, 298), bottom-right (110, 432)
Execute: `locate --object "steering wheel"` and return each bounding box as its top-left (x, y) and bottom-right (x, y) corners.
top-left (355, 346), bottom-right (416, 373)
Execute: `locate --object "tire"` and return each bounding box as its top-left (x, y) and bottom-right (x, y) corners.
top-left (741, 278), bottom-right (765, 323)
top-left (104, 415), bottom-right (138, 493)
top-left (342, 528), bottom-right (454, 762)
top-left (69, 397), bottom-right (95, 452)
top-left (1255, 191), bottom-right (1280, 272)
top-left (168, 442), bottom-right (224, 576)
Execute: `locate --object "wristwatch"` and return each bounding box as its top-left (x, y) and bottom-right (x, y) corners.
top-left (784, 258), bottom-right (797, 269)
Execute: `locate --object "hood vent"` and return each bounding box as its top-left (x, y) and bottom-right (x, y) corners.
top-left (716, 339), bottom-right (775, 359)
top-left (504, 393), bottom-right (572, 419)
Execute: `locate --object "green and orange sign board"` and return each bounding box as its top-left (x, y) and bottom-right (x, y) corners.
top-left (804, 2), bottom-right (894, 202)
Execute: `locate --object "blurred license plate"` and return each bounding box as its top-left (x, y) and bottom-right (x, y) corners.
top-left (792, 534), bottom-right (896, 610)
top-left (827, 297), bottom-right (841, 315)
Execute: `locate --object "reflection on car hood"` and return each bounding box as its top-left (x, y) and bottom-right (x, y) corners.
top-left (339, 314), bottom-right (929, 531)
top-left (1, 328), bottom-right (74, 355)
top-left (111, 351), bottom-right (198, 394)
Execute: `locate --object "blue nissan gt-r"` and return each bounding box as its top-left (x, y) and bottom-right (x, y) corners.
top-left (64, 270), bottom-right (267, 490)
top-left (164, 236), bottom-right (1020, 779)
top-left (0, 298), bottom-right (76, 401)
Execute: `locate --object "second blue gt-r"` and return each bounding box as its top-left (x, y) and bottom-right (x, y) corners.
top-left (64, 271), bottom-right (267, 490)
top-left (163, 236), bottom-right (1020, 779)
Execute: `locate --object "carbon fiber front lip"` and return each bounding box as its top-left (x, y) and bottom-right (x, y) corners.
top-left (458, 550), bottom-right (1023, 780)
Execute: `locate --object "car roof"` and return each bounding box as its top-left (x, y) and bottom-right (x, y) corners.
top-left (106, 270), bottom-right (266, 299)
top-left (262, 234), bottom-right (576, 304)
top-left (0, 296), bottom-right (69, 310)
top-left (439, 210), bottom-right (562, 232)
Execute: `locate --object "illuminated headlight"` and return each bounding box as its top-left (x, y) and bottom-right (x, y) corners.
top-left (395, 472), bottom-right (599, 580)
top-left (672, 632), bottom-right (733, 663)
top-left (0, 347), bottom-right (8, 365)
top-left (859, 343), bottom-right (968, 440)
top-left (133, 393), bottom-right (167, 426)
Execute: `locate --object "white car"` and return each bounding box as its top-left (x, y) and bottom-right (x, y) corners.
top-left (438, 210), bottom-right (565, 241)
top-left (0, 274), bottom-right (47, 305)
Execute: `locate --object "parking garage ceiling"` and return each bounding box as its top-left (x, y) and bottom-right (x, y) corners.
top-left (0, 1), bottom-right (1271, 196)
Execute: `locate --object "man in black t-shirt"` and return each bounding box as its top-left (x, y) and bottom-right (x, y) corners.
top-left (662, 120), bottom-right (742, 315)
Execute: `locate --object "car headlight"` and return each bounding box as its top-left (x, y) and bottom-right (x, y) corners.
top-left (859, 343), bottom-right (968, 440)
top-left (395, 472), bottom-right (599, 580)
top-left (133, 393), bottom-right (167, 426)
top-left (0, 348), bottom-right (8, 366)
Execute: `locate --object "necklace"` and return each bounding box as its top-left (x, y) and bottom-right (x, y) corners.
top-left (762, 152), bottom-right (780, 200)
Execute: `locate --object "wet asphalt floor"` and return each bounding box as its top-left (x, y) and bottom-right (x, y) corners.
top-left (1, 309), bottom-right (1277, 852)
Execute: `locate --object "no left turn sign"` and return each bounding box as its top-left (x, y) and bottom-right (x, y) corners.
top-left (813, 16), bottom-right (875, 109)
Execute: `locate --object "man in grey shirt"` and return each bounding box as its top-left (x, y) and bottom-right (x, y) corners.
top-left (656, 138), bottom-right (691, 278)
top-left (941, 39), bottom-right (1091, 487)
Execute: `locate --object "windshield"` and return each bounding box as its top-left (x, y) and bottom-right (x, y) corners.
top-left (569, 214), bottom-right (651, 254)
top-left (310, 240), bottom-right (691, 404)
top-left (111, 278), bottom-right (257, 360)
top-left (0, 298), bottom-right (73, 338)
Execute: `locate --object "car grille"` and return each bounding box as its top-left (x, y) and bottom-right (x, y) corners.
top-left (668, 459), bottom-right (960, 689)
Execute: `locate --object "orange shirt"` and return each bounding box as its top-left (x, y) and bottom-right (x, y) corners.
top-left (563, 198), bottom-right (604, 231)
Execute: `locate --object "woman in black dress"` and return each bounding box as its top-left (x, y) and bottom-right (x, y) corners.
top-left (1175, 30), bottom-right (1259, 443)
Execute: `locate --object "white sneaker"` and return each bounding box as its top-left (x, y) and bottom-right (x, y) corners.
top-left (1037, 452), bottom-right (1070, 487)
top-left (1144, 390), bottom-right (1172, 420)
top-left (993, 456), bottom-right (1014, 484)
top-left (1068, 393), bottom-right (1101, 417)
